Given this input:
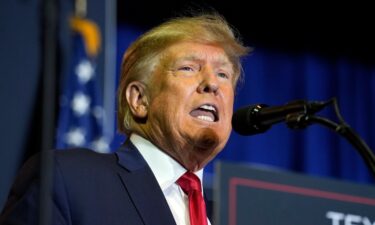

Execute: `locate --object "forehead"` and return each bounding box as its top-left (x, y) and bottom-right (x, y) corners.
top-left (162, 42), bottom-right (232, 66)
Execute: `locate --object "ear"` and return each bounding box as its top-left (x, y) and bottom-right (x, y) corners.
top-left (125, 81), bottom-right (148, 119)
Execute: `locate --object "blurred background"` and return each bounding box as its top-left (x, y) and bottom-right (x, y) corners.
top-left (1, 0), bottom-right (375, 210)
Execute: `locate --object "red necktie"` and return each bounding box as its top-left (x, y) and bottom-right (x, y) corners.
top-left (177, 172), bottom-right (208, 225)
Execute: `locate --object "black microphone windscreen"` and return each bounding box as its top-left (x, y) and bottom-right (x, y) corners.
top-left (232, 104), bottom-right (271, 136)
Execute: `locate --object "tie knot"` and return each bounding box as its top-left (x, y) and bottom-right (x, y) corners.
top-left (177, 172), bottom-right (202, 194)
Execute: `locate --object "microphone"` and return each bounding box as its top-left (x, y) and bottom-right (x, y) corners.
top-left (232, 100), bottom-right (327, 135)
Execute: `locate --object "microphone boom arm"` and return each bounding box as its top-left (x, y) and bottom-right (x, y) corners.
top-left (285, 98), bottom-right (375, 179)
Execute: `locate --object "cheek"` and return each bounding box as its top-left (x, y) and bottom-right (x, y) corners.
top-left (151, 92), bottom-right (184, 122)
top-left (223, 89), bottom-right (235, 116)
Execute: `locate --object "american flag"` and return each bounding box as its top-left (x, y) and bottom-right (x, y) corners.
top-left (55, 17), bottom-right (109, 153)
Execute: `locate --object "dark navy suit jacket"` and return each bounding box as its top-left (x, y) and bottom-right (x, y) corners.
top-left (0, 140), bottom-right (179, 225)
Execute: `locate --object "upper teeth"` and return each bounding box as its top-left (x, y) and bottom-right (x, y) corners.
top-left (200, 105), bottom-right (216, 112)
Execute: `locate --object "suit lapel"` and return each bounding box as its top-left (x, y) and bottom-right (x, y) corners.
top-left (115, 140), bottom-right (177, 225)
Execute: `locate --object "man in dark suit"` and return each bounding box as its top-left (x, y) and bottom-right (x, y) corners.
top-left (0, 12), bottom-right (249, 225)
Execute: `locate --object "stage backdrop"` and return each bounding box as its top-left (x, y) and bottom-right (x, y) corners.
top-left (112, 24), bottom-right (375, 185)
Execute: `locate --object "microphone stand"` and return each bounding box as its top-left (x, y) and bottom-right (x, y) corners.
top-left (285, 98), bottom-right (375, 179)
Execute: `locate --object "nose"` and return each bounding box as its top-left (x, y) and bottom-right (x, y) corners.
top-left (197, 69), bottom-right (219, 95)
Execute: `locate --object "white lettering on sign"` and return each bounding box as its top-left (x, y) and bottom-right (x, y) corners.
top-left (326, 211), bottom-right (375, 225)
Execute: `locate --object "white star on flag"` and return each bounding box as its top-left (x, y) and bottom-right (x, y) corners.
top-left (71, 92), bottom-right (91, 116)
top-left (91, 137), bottom-right (110, 153)
top-left (75, 59), bottom-right (94, 84)
top-left (65, 127), bottom-right (86, 146)
top-left (92, 106), bottom-right (104, 120)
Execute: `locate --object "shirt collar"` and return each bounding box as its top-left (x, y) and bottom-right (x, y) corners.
top-left (130, 133), bottom-right (204, 191)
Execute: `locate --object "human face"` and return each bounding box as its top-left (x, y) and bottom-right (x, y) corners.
top-left (142, 42), bottom-right (235, 171)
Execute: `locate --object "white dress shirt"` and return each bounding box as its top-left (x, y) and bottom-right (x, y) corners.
top-left (130, 134), bottom-right (211, 225)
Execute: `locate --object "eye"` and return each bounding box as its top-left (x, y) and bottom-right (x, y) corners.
top-left (217, 72), bottom-right (229, 79)
top-left (178, 66), bottom-right (195, 71)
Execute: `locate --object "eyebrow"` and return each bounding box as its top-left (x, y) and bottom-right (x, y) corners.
top-left (175, 55), bottom-right (202, 63)
top-left (175, 54), bottom-right (233, 69)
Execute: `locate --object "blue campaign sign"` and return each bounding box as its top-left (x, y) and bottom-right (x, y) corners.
top-left (214, 161), bottom-right (375, 225)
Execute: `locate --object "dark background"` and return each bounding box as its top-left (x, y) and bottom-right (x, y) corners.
top-left (117, 1), bottom-right (375, 64)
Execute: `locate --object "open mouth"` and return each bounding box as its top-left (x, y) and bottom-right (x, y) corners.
top-left (190, 104), bottom-right (219, 122)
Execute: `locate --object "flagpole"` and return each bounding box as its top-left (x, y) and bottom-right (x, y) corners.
top-left (39, 0), bottom-right (58, 224)
top-left (103, 0), bottom-right (117, 142)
